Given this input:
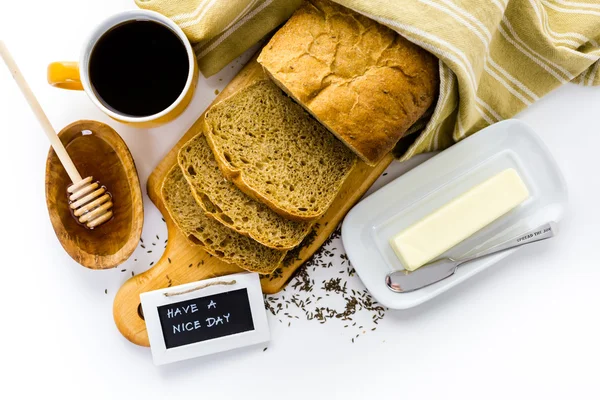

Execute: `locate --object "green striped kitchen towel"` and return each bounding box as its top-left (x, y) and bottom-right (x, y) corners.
top-left (136, 0), bottom-right (600, 160)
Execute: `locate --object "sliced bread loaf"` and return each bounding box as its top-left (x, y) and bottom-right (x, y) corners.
top-left (178, 133), bottom-right (313, 249)
top-left (161, 165), bottom-right (285, 274)
top-left (203, 79), bottom-right (356, 222)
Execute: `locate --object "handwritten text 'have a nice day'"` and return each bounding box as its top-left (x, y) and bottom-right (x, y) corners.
top-left (167, 300), bottom-right (230, 334)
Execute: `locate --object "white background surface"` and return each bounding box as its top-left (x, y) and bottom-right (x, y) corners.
top-left (1, 1), bottom-right (599, 399)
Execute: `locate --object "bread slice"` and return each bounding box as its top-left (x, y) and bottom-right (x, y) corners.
top-left (161, 165), bottom-right (285, 274)
top-left (203, 79), bottom-right (356, 222)
top-left (178, 133), bottom-right (312, 250)
top-left (257, 0), bottom-right (439, 165)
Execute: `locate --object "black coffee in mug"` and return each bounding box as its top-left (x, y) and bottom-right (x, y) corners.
top-left (89, 20), bottom-right (189, 117)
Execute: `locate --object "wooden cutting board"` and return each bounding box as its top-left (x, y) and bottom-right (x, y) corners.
top-left (113, 57), bottom-right (393, 347)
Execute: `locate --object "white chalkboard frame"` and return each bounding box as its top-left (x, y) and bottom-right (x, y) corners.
top-left (140, 272), bottom-right (270, 365)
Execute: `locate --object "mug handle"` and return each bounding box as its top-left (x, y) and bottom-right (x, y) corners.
top-left (47, 62), bottom-right (83, 90)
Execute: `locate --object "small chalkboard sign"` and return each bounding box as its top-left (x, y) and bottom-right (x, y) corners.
top-left (140, 272), bottom-right (270, 365)
top-left (158, 288), bottom-right (255, 349)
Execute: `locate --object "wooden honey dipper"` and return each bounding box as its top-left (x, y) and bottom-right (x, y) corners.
top-left (0, 41), bottom-right (113, 229)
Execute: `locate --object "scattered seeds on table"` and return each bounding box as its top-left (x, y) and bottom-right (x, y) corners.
top-left (263, 224), bottom-right (387, 339)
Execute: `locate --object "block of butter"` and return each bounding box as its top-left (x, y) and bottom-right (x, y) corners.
top-left (390, 168), bottom-right (529, 271)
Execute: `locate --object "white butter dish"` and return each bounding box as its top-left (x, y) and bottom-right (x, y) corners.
top-left (342, 119), bottom-right (568, 309)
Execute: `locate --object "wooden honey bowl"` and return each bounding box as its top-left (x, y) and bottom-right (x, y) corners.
top-left (45, 120), bottom-right (143, 269)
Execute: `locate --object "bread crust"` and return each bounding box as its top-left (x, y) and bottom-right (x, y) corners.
top-left (189, 183), bottom-right (312, 249)
top-left (160, 166), bottom-right (286, 274)
top-left (203, 119), bottom-right (334, 222)
top-left (177, 134), bottom-right (313, 250)
top-left (258, 0), bottom-right (439, 165)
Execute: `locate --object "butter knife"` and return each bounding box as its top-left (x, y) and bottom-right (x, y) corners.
top-left (385, 222), bottom-right (557, 293)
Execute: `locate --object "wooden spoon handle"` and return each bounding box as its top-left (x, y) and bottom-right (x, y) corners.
top-left (0, 40), bottom-right (82, 184)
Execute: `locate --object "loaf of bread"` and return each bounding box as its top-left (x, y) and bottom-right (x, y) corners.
top-left (178, 133), bottom-right (313, 249)
top-left (203, 79), bottom-right (356, 222)
top-left (161, 165), bottom-right (285, 274)
top-left (257, 0), bottom-right (439, 165)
